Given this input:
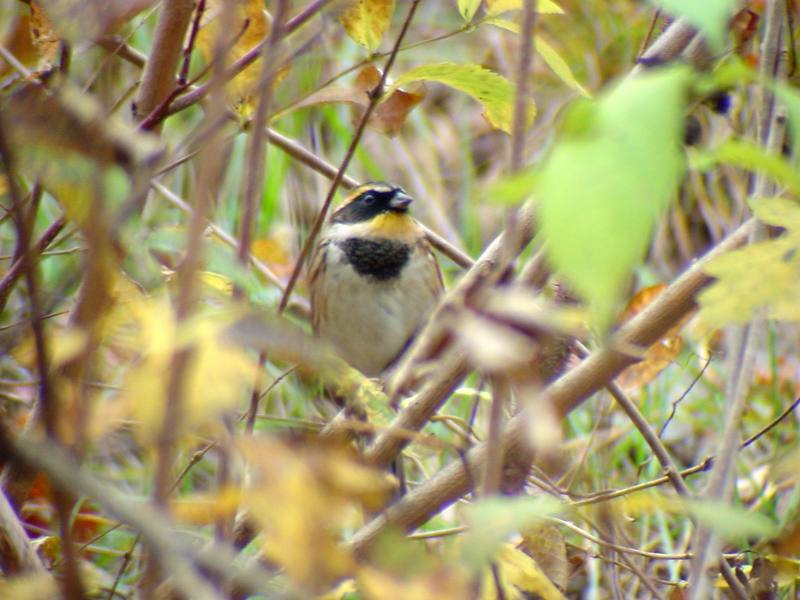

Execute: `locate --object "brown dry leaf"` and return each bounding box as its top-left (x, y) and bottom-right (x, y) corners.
top-left (520, 522), bottom-right (569, 592)
top-left (34, 0), bottom-right (157, 43)
top-left (29, 2), bottom-right (61, 71)
top-left (196, 0), bottom-right (277, 116)
top-left (616, 284), bottom-right (689, 392)
top-left (240, 437), bottom-right (394, 590)
top-left (0, 15), bottom-right (38, 76)
top-left (358, 566), bottom-right (470, 600)
top-left (339, 0), bottom-right (396, 53)
top-left (289, 65), bottom-right (425, 135)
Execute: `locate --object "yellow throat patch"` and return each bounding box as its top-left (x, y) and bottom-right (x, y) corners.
top-left (369, 212), bottom-right (418, 241)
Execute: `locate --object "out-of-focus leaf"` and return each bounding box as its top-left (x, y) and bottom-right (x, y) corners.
top-left (458, 0), bottom-right (483, 22)
top-left (691, 140), bottom-right (800, 195)
top-left (536, 67), bottom-right (689, 328)
top-left (0, 574), bottom-right (58, 600)
top-left (340, 0), bottom-right (396, 53)
top-left (34, 0), bottom-right (157, 43)
top-left (241, 437), bottom-right (394, 589)
top-left (650, 0), bottom-right (738, 51)
top-left (520, 522), bottom-right (568, 592)
top-left (393, 62), bottom-right (532, 134)
top-left (196, 0), bottom-right (274, 116)
top-left (486, 0), bottom-right (563, 15)
top-left (485, 19), bottom-right (588, 97)
top-left (463, 495), bottom-right (563, 569)
top-left (2, 83), bottom-right (163, 170)
top-left (617, 284), bottom-right (688, 391)
top-left (683, 499), bottom-right (778, 539)
top-left (359, 566), bottom-right (470, 600)
top-left (172, 488), bottom-right (243, 526)
top-left (699, 197), bottom-right (800, 327)
top-left (481, 544), bottom-right (567, 600)
top-left (0, 15), bottom-right (38, 76)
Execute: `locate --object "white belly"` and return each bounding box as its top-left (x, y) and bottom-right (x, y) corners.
top-left (318, 244), bottom-right (439, 376)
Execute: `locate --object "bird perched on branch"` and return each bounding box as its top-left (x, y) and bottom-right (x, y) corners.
top-left (309, 182), bottom-right (444, 377)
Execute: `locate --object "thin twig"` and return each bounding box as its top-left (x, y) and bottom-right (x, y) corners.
top-left (510, 0), bottom-right (536, 172)
top-left (237, 0), bottom-right (290, 276)
top-left (277, 0), bottom-right (424, 313)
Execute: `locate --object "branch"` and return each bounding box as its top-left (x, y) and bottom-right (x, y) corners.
top-left (349, 217), bottom-right (754, 555)
top-left (133, 0), bottom-right (195, 126)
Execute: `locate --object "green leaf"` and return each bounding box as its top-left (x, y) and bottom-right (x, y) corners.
top-left (486, 0), bottom-right (564, 15)
top-left (484, 19), bottom-right (589, 97)
top-left (650, 0), bottom-right (738, 52)
top-left (458, 0), bottom-right (483, 22)
top-left (340, 0), bottom-right (396, 53)
top-left (536, 67), bottom-right (689, 328)
top-left (462, 495), bottom-right (562, 570)
top-left (682, 499), bottom-right (778, 540)
top-left (690, 140), bottom-right (800, 196)
top-left (392, 62), bottom-right (533, 134)
top-left (699, 197), bottom-right (800, 327)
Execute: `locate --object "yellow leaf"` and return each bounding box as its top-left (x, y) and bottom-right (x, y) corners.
top-left (340, 0), bottom-right (396, 53)
top-left (172, 487), bottom-right (243, 525)
top-left (458, 0), bottom-right (483, 22)
top-left (393, 62), bottom-right (533, 134)
top-left (359, 566), bottom-right (470, 600)
top-left (199, 270), bottom-right (233, 295)
top-left (699, 236), bottom-right (800, 327)
top-left (0, 574), bottom-right (58, 600)
top-left (196, 0), bottom-right (273, 115)
top-left (482, 544), bottom-right (566, 600)
top-left (486, 0), bottom-right (564, 15)
top-left (485, 20), bottom-right (588, 97)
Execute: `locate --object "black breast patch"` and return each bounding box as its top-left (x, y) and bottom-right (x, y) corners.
top-left (337, 237), bottom-right (411, 281)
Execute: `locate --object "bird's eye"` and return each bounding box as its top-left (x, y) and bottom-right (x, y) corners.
top-left (362, 193), bottom-right (375, 205)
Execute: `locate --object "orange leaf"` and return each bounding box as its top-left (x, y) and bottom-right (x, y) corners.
top-left (616, 284), bottom-right (690, 392)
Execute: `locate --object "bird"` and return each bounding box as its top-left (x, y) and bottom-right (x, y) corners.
top-left (309, 182), bottom-right (444, 377)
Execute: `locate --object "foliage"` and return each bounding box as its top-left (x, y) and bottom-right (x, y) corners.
top-left (0, 0), bottom-right (799, 599)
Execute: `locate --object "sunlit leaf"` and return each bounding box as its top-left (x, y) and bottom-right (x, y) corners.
top-left (340, 0), bottom-right (396, 53)
top-left (536, 67), bottom-right (689, 328)
top-left (486, 0), bottom-right (563, 15)
top-left (393, 62), bottom-right (532, 133)
top-left (650, 0), bottom-right (738, 51)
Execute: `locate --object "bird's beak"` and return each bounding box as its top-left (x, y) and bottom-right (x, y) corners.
top-left (389, 191), bottom-right (413, 211)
